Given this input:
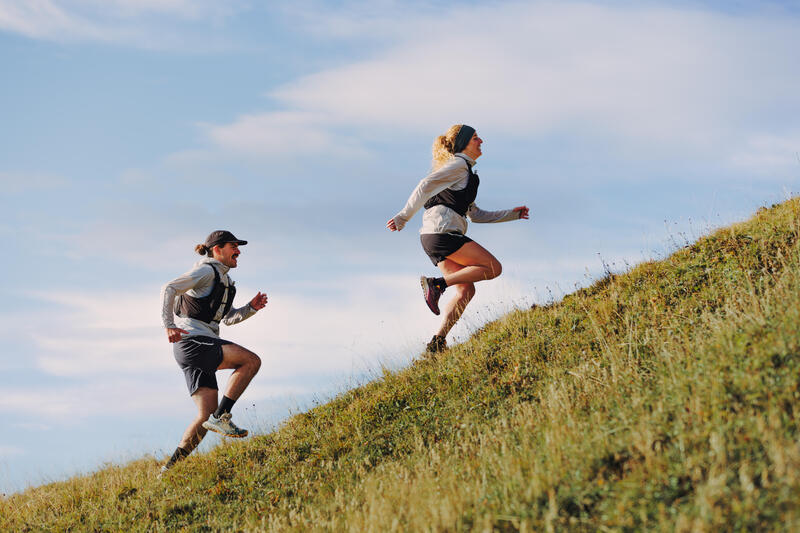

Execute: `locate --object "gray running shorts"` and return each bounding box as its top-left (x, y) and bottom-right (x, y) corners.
top-left (173, 336), bottom-right (233, 395)
top-left (420, 233), bottom-right (473, 266)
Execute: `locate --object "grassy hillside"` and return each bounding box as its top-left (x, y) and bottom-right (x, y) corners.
top-left (3, 199), bottom-right (800, 532)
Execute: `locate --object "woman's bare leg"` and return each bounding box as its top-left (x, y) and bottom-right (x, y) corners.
top-left (435, 258), bottom-right (476, 338)
top-left (441, 241), bottom-right (502, 286)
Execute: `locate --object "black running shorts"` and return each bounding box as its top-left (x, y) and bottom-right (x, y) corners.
top-left (420, 233), bottom-right (473, 266)
top-left (173, 336), bottom-right (233, 395)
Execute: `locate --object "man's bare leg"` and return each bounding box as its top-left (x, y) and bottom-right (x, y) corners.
top-left (160, 387), bottom-right (218, 475)
top-left (217, 343), bottom-right (261, 400)
top-left (177, 387), bottom-right (218, 451)
top-left (200, 344), bottom-right (261, 438)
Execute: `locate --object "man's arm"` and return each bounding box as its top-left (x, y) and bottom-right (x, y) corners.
top-left (160, 264), bottom-right (215, 342)
top-left (222, 291), bottom-right (267, 326)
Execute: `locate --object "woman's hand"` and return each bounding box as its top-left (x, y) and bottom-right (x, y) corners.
top-left (514, 206), bottom-right (530, 220)
top-left (250, 291), bottom-right (268, 310)
top-left (386, 218), bottom-right (399, 231)
top-left (166, 327), bottom-right (189, 343)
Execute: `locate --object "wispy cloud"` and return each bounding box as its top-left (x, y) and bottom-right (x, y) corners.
top-left (0, 171), bottom-right (69, 194)
top-left (0, 0), bottom-right (246, 47)
top-left (197, 2), bottom-right (799, 171)
top-left (0, 446), bottom-right (24, 458)
top-left (0, 379), bottom-right (182, 418)
top-left (729, 134), bottom-right (800, 175)
top-left (199, 111), bottom-right (369, 159)
top-left (24, 288), bottom-right (168, 376)
top-left (0, 0), bottom-right (108, 41)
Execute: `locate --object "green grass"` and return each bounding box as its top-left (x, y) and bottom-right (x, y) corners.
top-left (3, 199), bottom-right (800, 532)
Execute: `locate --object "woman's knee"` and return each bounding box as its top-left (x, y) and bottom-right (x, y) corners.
top-left (455, 282), bottom-right (476, 300)
top-left (249, 353), bottom-right (262, 373)
top-left (486, 260), bottom-right (502, 279)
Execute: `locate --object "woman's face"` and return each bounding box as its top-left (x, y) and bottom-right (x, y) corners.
top-left (464, 132), bottom-right (483, 159)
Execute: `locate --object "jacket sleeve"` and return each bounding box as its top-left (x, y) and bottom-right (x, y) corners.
top-left (392, 159), bottom-right (469, 230)
top-left (160, 265), bottom-right (214, 329)
top-left (466, 203), bottom-right (520, 224)
top-left (222, 302), bottom-right (258, 326)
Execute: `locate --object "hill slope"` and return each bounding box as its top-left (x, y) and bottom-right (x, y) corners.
top-left (3, 200), bottom-right (800, 531)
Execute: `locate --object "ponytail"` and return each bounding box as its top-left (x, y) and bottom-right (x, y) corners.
top-left (431, 124), bottom-right (464, 171)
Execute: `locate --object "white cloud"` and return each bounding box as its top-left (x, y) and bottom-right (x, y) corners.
top-left (0, 446), bottom-right (24, 458)
top-left (729, 134), bottom-right (800, 174)
top-left (0, 0), bottom-right (126, 41)
top-left (0, 379), bottom-right (182, 418)
top-left (0, 271), bottom-right (535, 419)
top-left (77, 0), bottom-right (235, 19)
top-left (199, 111), bottom-right (369, 159)
top-left (0, 171), bottom-right (69, 194)
top-left (18, 288), bottom-right (166, 377)
top-left (198, 2), bottom-right (799, 166)
top-left (0, 0), bottom-right (244, 46)
top-left (18, 266), bottom-right (536, 382)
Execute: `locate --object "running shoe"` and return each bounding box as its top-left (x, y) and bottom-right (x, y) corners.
top-left (426, 334), bottom-right (447, 354)
top-left (202, 412), bottom-right (249, 438)
top-left (157, 465), bottom-right (169, 480)
top-left (420, 276), bottom-right (444, 315)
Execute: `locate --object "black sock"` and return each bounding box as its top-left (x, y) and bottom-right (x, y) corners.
top-left (433, 277), bottom-right (447, 290)
top-left (214, 395), bottom-right (236, 418)
top-left (165, 446), bottom-right (191, 467)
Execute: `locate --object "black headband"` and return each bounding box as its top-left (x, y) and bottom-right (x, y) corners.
top-left (452, 125), bottom-right (475, 154)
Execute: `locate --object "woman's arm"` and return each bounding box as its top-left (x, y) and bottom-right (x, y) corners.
top-left (467, 204), bottom-right (529, 224)
top-left (388, 158), bottom-right (470, 231)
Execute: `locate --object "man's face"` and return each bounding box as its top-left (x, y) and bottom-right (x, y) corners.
top-left (214, 242), bottom-right (241, 268)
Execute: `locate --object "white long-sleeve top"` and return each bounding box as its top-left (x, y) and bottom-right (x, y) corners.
top-left (160, 257), bottom-right (257, 339)
top-left (392, 153), bottom-right (520, 235)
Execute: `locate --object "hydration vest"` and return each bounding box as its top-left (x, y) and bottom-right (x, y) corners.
top-left (174, 264), bottom-right (236, 324)
top-left (423, 156), bottom-right (480, 216)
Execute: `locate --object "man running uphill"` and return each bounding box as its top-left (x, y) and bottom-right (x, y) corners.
top-left (159, 230), bottom-right (267, 474)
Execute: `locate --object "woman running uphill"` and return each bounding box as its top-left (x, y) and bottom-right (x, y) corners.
top-left (387, 125), bottom-right (529, 353)
top-left (159, 230), bottom-right (267, 475)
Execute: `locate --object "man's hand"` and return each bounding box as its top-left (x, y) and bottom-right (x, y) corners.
top-left (514, 206), bottom-right (530, 220)
top-left (250, 291), bottom-right (268, 310)
top-left (166, 327), bottom-right (189, 343)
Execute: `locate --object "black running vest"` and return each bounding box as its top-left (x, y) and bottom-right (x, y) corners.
top-left (423, 157), bottom-right (480, 216)
top-left (174, 264), bottom-right (236, 324)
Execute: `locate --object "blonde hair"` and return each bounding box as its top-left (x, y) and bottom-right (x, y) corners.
top-left (431, 124), bottom-right (464, 171)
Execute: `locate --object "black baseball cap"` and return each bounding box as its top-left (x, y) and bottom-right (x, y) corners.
top-left (204, 230), bottom-right (248, 249)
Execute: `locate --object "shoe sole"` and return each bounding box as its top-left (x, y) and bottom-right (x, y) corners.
top-left (420, 276), bottom-right (441, 315)
top-left (202, 422), bottom-right (249, 438)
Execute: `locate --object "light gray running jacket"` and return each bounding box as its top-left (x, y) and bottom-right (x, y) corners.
top-left (392, 153), bottom-right (520, 235)
top-left (161, 258), bottom-right (257, 339)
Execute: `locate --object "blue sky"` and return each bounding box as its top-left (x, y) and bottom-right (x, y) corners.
top-left (1, 0), bottom-right (798, 494)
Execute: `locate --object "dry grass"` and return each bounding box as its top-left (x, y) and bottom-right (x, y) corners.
top-left (3, 199), bottom-right (800, 531)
